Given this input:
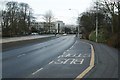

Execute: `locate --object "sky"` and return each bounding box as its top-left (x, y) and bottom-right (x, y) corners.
top-left (0, 0), bottom-right (94, 25)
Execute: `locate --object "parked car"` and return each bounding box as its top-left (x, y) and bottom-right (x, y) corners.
top-left (31, 32), bottom-right (38, 35)
top-left (63, 33), bottom-right (67, 36)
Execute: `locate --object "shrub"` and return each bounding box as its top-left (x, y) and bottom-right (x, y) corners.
top-left (89, 28), bottom-right (108, 43)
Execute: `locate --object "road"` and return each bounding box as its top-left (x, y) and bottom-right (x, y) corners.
top-left (2, 35), bottom-right (118, 79)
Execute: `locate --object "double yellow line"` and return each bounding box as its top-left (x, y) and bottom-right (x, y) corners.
top-left (75, 43), bottom-right (95, 80)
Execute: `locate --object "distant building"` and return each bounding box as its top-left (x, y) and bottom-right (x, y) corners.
top-left (30, 21), bottom-right (55, 33)
top-left (55, 20), bottom-right (65, 33)
top-left (31, 22), bottom-right (45, 30)
top-left (38, 22), bottom-right (45, 29)
top-left (30, 20), bottom-right (65, 33)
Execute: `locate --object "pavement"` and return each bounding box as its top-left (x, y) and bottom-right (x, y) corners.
top-left (80, 39), bottom-right (119, 79)
top-left (2, 35), bottom-right (58, 51)
top-left (1, 35), bottom-right (119, 79)
top-left (1, 35), bottom-right (55, 43)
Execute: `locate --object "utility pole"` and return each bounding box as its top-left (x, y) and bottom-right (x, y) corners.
top-left (96, 0), bottom-right (99, 42)
top-left (77, 24), bottom-right (80, 38)
top-left (96, 13), bottom-right (98, 42)
top-left (118, 1), bottom-right (120, 30)
top-left (77, 16), bottom-right (80, 38)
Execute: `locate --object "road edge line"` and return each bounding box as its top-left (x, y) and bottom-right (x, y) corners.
top-left (75, 43), bottom-right (95, 80)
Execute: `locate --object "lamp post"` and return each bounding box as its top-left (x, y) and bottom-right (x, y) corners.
top-left (69, 9), bottom-right (80, 38)
top-left (96, 12), bottom-right (98, 42)
top-left (95, 1), bottom-right (99, 42)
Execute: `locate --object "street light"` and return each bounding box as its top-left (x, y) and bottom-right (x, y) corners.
top-left (95, 1), bottom-right (99, 42)
top-left (69, 9), bottom-right (80, 38)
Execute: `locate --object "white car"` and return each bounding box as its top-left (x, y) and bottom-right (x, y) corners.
top-left (31, 32), bottom-right (38, 35)
top-left (63, 33), bottom-right (67, 36)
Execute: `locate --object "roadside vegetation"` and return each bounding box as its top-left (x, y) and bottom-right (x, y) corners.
top-left (1, 2), bottom-right (35, 37)
top-left (89, 28), bottom-right (108, 43)
top-left (78, 0), bottom-right (120, 48)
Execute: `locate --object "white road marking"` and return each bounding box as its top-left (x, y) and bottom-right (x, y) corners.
top-left (70, 47), bottom-right (72, 49)
top-left (83, 54), bottom-right (90, 57)
top-left (49, 58), bottom-right (85, 65)
top-left (69, 40), bottom-right (77, 50)
top-left (71, 45), bottom-right (74, 48)
top-left (78, 54), bottom-right (81, 57)
top-left (49, 61), bottom-right (54, 64)
top-left (75, 41), bottom-right (77, 44)
top-left (67, 50), bottom-right (69, 52)
top-left (57, 55), bottom-right (61, 58)
top-left (65, 53), bottom-right (71, 57)
top-left (70, 59), bottom-right (84, 64)
top-left (70, 46), bottom-right (74, 49)
top-left (63, 59), bottom-right (70, 64)
top-left (32, 68), bottom-right (43, 75)
top-left (63, 52), bottom-right (66, 54)
top-left (58, 54), bottom-right (64, 58)
top-left (17, 54), bottom-right (26, 57)
top-left (80, 59), bottom-right (84, 64)
top-left (70, 59), bottom-right (76, 64)
top-left (54, 59), bottom-right (65, 64)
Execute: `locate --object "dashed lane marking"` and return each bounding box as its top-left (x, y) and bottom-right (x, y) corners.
top-left (32, 68), bottom-right (43, 75)
top-left (17, 54), bottom-right (26, 57)
top-left (63, 52), bottom-right (66, 54)
top-left (49, 61), bottom-right (54, 64)
top-left (67, 50), bottom-right (69, 52)
top-left (70, 45), bottom-right (74, 49)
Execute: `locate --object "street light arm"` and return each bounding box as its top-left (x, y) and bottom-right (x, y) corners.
top-left (68, 8), bottom-right (79, 16)
top-left (68, 8), bottom-right (80, 38)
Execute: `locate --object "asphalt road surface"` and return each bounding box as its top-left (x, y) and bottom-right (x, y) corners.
top-left (2, 35), bottom-right (118, 79)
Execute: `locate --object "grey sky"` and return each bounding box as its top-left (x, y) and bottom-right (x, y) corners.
top-left (1, 0), bottom-right (93, 25)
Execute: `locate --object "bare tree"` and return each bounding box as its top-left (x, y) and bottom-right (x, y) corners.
top-left (43, 10), bottom-right (54, 33)
top-left (100, 0), bottom-right (119, 33)
top-left (2, 1), bottom-right (34, 37)
top-left (90, 0), bottom-right (119, 34)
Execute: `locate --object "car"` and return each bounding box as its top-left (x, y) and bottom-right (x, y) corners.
top-left (31, 32), bottom-right (38, 35)
top-left (63, 33), bottom-right (67, 36)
